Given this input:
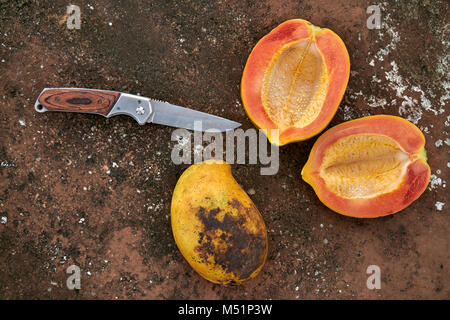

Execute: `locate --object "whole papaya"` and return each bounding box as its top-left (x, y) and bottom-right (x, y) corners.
top-left (171, 160), bottom-right (268, 285)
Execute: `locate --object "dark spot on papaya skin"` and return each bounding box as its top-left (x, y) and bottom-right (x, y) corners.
top-left (228, 198), bottom-right (243, 210)
top-left (194, 200), bottom-right (267, 283)
top-left (198, 232), bottom-right (204, 244)
top-left (209, 208), bottom-right (221, 217)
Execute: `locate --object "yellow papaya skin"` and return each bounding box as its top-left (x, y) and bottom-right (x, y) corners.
top-left (171, 160), bottom-right (268, 285)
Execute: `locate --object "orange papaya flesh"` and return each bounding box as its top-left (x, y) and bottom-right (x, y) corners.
top-left (241, 19), bottom-right (350, 146)
top-left (301, 115), bottom-right (430, 218)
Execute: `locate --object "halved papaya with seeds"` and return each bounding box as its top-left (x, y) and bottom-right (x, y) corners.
top-left (241, 19), bottom-right (350, 146)
top-left (302, 115), bottom-right (431, 218)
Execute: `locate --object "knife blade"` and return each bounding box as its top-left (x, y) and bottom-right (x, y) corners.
top-left (34, 88), bottom-right (241, 132)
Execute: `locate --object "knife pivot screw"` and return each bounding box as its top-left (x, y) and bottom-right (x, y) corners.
top-left (136, 106), bottom-right (145, 115)
top-left (98, 99), bottom-right (102, 104)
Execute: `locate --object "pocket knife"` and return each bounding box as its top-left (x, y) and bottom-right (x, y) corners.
top-left (34, 88), bottom-right (241, 132)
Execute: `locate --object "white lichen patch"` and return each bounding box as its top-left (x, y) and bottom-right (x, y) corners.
top-left (383, 61), bottom-right (436, 124)
top-left (372, 74), bottom-right (382, 83)
top-left (367, 96), bottom-right (388, 109)
top-left (373, 3), bottom-right (400, 62)
top-left (340, 89), bottom-right (371, 121)
top-left (365, 2), bottom-right (447, 125)
top-left (342, 105), bottom-right (353, 121)
top-left (420, 126), bottom-right (430, 134)
top-left (435, 202), bottom-right (445, 211)
top-left (374, 25), bottom-right (400, 62)
top-left (429, 174), bottom-right (446, 191)
top-left (439, 81), bottom-right (449, 108)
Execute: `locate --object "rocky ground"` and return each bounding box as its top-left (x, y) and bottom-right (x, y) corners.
top-left (0, 0), bottom-right (448, 299)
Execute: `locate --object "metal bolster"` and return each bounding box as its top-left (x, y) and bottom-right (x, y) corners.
top-left (106, 93), bottom-right (153, 125)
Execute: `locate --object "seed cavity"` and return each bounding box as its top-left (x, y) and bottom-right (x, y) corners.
top-left (261, 39), bottom-right (329, 129)
top-left (320, 134), bottom-right (411, 199)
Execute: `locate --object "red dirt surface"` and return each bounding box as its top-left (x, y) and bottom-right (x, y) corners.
top-left (0, 0), bottom-right (448, 299)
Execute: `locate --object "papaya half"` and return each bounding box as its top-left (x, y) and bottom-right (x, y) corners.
top-left (302, 115), bottom-right (431, 218)
top-left (171, 160), bottom-right (268, 285)
top-left (241, 19), bottom-right (350, 146)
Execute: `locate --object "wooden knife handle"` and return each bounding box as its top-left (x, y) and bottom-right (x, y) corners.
top-left (35, 88), bottom-right (121, 116)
